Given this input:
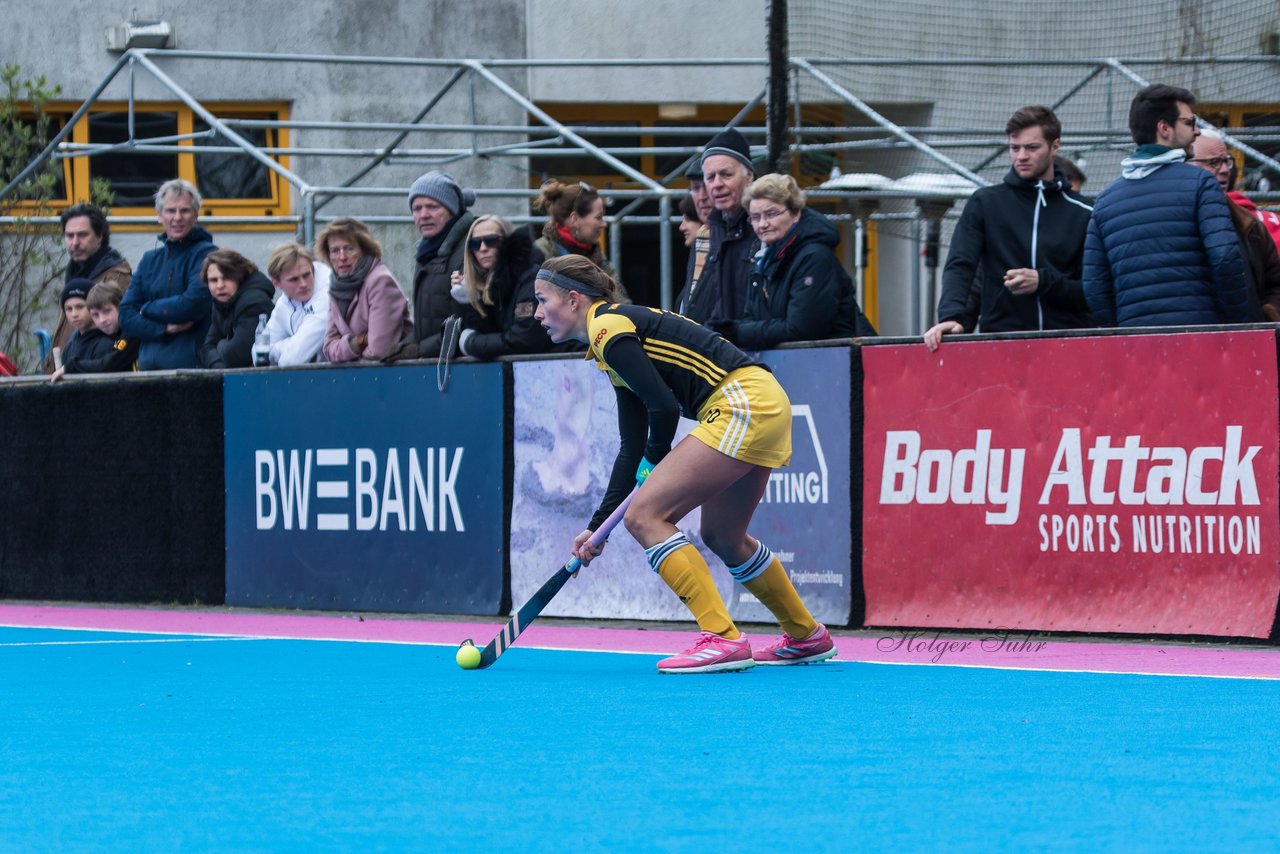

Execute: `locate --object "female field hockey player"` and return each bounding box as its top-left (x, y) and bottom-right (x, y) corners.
top-left (533, 255), bottom-right (837, 674)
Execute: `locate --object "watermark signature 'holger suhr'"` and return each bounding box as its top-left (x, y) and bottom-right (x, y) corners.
top-left (876, 629), bottom-right (1049, 663)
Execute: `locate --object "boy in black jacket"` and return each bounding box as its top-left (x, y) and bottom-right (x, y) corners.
top-left (52, 281), bottom-right (137, 379)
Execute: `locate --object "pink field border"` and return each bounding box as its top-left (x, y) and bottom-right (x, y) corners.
top-left (0, 604), bottom-right (1276, 679)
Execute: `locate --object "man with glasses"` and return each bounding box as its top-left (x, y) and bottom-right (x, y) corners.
top-left (1084, 84), bottom-right (1251, 327)
top-left (1190, 130), bottom-right (1280, 250)
top-left (1189, 129), bottom-right (1280, 320)
top-left (119, 178), bottom-right (217, 369)
top-left (924, 105), bottom-right (1094, 351)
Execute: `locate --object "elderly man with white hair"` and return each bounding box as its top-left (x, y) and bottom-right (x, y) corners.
top-left (119, 178), bottom-right (217, 369)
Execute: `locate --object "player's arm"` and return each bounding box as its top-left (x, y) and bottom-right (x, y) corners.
top-left (587, 335), bottom-right (680, 531)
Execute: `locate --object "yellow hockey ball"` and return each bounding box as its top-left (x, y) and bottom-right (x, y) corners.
top-left (455, 640), bottom-right (482, 670)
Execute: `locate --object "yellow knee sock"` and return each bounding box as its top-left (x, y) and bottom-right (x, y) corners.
top-left (651, 541), bottom-right (739, 639)
top-left (743, 558), bottom-right (817, 639)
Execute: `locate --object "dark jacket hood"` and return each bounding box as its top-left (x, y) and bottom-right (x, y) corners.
top-left (159, 224), bottom-right (215, 248)
top-left (1002, 166), bottom-right (1070, 194)
top-left (212, 270), bottom-right (275, 319)
top-left (760, 208), bottom-right (839, 273)
top-left (493, 228), bottom-right (536, 292)
top-left (67, 244), bottom-right (127, 282)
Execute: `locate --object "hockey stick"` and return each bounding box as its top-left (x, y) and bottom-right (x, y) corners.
top-left (466, 487), bottom-right (638, 670)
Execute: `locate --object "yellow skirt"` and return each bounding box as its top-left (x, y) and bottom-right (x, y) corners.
top-left (690, 366), bottom-right (792, 468)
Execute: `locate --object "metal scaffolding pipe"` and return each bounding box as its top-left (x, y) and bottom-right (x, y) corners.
top-left (131, 52), bottom-right (311, 194)
top-left (792, 57), bottom-right (990, 187)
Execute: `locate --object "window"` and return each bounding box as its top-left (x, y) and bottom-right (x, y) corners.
top-left (89, 111), bottom-right (179, 206)
top-left (19, 101), bottom-right (291, 229)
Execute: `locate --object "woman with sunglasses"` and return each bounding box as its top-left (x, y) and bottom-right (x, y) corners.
top-left (711, 173), bottom-right (875, 349)
top-left (450, 215), bottom-right (573, 357)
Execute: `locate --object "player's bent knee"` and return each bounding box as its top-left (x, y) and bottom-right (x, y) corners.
top-left (623, 502), bottom-right (657, 541)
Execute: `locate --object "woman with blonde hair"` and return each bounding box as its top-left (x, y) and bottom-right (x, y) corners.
top-left (451, 215), bottom-right (568, 358)
top-left (316, 217), bottom-right (415, 363)
top-left (712, 173), bottom-right (874, 348)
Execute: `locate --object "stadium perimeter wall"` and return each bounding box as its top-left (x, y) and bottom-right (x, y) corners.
top-left (1, 328), bottom-right (1276, 640)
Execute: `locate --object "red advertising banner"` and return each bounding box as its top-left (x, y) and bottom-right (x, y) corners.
top-left (862, 330), bottom-right (1280, 638)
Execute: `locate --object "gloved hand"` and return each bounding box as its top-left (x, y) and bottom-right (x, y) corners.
top-left (635, 456), bottom-right (656, 486)
top-left (708, 319), bottom-right (738, 343)
top-left (418, 332), bottom-right (443, 358)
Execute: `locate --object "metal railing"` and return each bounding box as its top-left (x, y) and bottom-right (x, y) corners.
top-left (4, 50), bottom-right (1280, 312)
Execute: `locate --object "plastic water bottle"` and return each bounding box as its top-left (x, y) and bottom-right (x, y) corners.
top-left (252, 314), bottom-right (270, 367)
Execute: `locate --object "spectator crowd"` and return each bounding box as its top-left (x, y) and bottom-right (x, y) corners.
top-left (29, 82), bottom-right (1277, 381)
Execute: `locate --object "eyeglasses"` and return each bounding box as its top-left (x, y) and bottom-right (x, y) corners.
top-left (467, 235), bottom-right (503, 251)
top-left (748, 207), bottom-right (789, 225)
top-left (328, 245), bottom-right (359, 258)
top-left (1190, 156), bottom-right (1234, 170)
top-left (1175, 116), bottom-right (1199, 128)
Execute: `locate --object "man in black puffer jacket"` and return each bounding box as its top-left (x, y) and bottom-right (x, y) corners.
top-left (925, 105), bottom-right (1094, 350)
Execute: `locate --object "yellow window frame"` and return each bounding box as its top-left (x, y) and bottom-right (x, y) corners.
top-left (8, 100), bottom-right (292, 230)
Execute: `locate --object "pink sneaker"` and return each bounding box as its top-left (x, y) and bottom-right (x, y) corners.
top-left (753, 624), bottom-right (837, 665)
top-left (657, 632), bottom-right (756, 674)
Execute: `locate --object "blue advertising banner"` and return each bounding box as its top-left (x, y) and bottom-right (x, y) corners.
top-left (510, 347), bottom-right (852, 625)
top-left (224, 364), bottom-right (506, 614)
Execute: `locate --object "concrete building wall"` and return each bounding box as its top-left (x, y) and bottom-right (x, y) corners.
top-left (526, 0), bottom-right (766, 103)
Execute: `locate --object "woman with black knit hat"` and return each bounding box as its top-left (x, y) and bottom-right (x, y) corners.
top-left (409, 170), bottom-right (478, 357)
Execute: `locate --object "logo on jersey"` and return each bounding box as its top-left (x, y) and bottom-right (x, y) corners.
top-left (705, 408), bottom-right (721, 424)
top-left (593, 327), bottom-right (607, 346)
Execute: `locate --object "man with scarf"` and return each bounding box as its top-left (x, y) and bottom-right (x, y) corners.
top-left (43, 204), bottom-right (132, 373)
top-left (409, 170), bottom-right (477, 357)
top-left (1084, 84), bottom-right (1251, 327)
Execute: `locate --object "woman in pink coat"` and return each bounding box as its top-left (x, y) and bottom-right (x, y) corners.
top-left (318, 217), bottom-right (415, 363)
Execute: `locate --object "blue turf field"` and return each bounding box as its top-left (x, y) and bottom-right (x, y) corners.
top-left (1, 626), bottom-right (1277, 850)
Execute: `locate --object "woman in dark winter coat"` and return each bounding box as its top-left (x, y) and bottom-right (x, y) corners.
top-left (199, 249), bottom-right (277, 369)
top-left (714, 173), bottom-right (875, 350)
top-left (454, 215), bottom-right (577, 358)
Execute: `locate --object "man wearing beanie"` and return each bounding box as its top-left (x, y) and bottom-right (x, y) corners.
top-left (43, 204), bottom-right (132, 373)
top-left (676, 128), bottom-right (757, 325)
top-left (409, 170), bottom-right (478, 357)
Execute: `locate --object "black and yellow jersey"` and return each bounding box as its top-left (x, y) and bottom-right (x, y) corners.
top-left (586, 301), bottom-right (762, 418)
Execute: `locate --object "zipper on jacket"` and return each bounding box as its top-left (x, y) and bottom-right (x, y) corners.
top-left (1032, 181), bottom-right (1046, 330)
